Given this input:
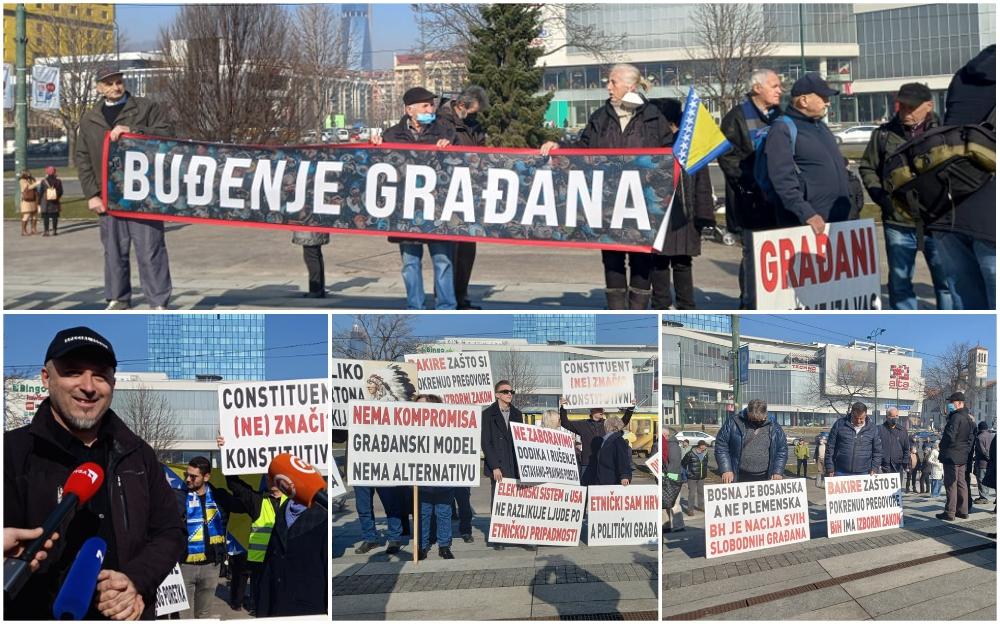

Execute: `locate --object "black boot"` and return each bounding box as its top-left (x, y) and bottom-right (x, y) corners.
top-left (628, 287), bottom-right (652, 310)
top-left (605, 288), bottom-right (628, 310)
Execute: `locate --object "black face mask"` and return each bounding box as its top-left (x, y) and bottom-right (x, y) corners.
top-left (886, 418), bottom-right (898, 427)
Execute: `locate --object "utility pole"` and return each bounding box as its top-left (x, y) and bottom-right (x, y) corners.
top-left (731, 315), bottom-right (741, 421)
top-left (798, 3), bottom-right (807, 79)
top-left (677, 340), bottom-right (684, 428)
top-left (15, 3), bottom-right (28, 203)
top-left (868, 328), bottom-right (886, 424)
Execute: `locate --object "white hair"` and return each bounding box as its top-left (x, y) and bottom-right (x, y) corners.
top-left (610, 63), bottom-right (650, 91)
top-left (749, 69), bottom-right (778, 91)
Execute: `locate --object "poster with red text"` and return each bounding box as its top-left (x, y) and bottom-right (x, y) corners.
top-left (703, 479), bottom-right (810, 558)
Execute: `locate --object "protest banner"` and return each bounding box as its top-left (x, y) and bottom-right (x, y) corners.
top-left (103, 134), bottom-right (678, 252)
top-left (753, 219), bottom-right (882, 310)
top-left (509, 421), bottom-right (579, 485)
top-left (347, 399), bottom-right (481, 487)
top-left (29, 65), bottom-right (59, 111)
top-left (488, 480), bottom-right (586, 546)
top-left (154, 564), bottom-right (189, 616)
top-left (586, 485), bottom-right (660, 546)
top-left (330, 358), bottom-right (417, 430)
top-left (561, 359), bottom-right (635, 408)
top-left (645, 451), bottom-right (660, 482)
top-left (331, 457), bottom-right (347, 499)
top-left (825, 473), bottom-right (903, 538)
top-left (703, 479), bottom-right (810, 558)
top-left (217, 379), bottom-right (331, 475)
top-left (404, 351), bottom-right (494, 405)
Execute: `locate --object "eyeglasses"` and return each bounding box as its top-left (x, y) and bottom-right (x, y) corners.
top-left (184, 473), bottom-right (201, 480)
top-left (497, 389), bottom-right (515, 395)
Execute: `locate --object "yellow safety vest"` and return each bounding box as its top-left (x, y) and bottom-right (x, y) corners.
top-left (248, 494), bottom-right (286, 563)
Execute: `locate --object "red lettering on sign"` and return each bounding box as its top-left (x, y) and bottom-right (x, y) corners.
top-left (760, 240), bottom-right (778, 292)
top-left (778, 237), bottom-right (796, 289)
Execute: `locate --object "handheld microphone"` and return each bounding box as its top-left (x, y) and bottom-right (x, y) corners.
top-left (52, 537), bottom-right (107, 620)
top-left (268, 453), bottom-right (328, 510)
top-left (4, 463), bottom-right (105, 599)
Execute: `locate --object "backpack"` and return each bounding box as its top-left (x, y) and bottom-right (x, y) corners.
top-left (752, 116), bottom-right (798, 208)
top-left (882, 106), bottom-right (996, 227)
top-left (45, 184), bottom-right (59, 201)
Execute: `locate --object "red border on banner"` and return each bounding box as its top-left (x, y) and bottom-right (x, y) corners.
top-left (103, 209), bottom-right (654, 253)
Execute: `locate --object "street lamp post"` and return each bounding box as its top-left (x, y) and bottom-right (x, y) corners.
top-left (677, 340), bottom-right (684, 427)
top-left (868, 328), bottom-right (886, 423)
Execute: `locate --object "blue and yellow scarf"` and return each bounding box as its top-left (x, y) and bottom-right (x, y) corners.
top-left (185, 488), bottom-right (225, 563)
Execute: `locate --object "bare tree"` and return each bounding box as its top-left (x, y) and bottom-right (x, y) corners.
top-left (28, 15), bottom-right (119, 165)
top-left (685, 4), bottom-right (779, 112)
top-left (413, 3), bottom-right (624, 63)
top-left (332, 315), bottom-right (423, 362)
top-left (294, 5), bottom-right (347, 136)
top-left (4, 369), bottom-right (44, 432)
top-left (157, 4), bottom-right (310, 144)
top-left (493, 350), bottom-right (539, 410)
top-left (809, 361), bottom-right (876, 417)
top-left (116, 384), bottom-right (180, 462)
top-left (924, 342), bottom-right (979, 426)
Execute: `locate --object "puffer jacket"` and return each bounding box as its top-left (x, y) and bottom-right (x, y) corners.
top-left (714, 409), bottom-right (788, 479)
top-left (824, 415), bottom-right (883, 475)
top-left (877, 423), bottom-right (911, 471)
top-left (926, 448), bottom-right (945, 479)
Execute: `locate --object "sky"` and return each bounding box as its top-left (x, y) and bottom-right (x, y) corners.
top-left (735, 314), bottom-right (997, 373)
top-left (332, 314), bottom-right (660, 346)
top-left (3, 314), bottom-right (329, 380)
top-left (117, 3), bottom-right (420, 70)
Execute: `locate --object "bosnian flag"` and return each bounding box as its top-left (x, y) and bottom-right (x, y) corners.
top-left (673, 86), bottom-right (732, 176)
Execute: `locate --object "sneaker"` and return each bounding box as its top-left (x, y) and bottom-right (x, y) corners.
top-left (418, 548), bottom-right (428, 561)
top-left (461, 534), bottom-right (473, 543)
top-left (385, 541), bottom-right (401, 555)
top-left (105, 300), bottom-right (131, 310)
top-left (439, 547), bottom-right (455, 559)
top-left (935, 512), bottom-right (956, 521)
top-left (354, 541), bottom-right (380, 554)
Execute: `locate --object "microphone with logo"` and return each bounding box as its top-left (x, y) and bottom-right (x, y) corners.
top-left (51, 537), bottom-right (107, 620)
top-left (268, 453), bottom-right (328, 510)
top-left (3, 463), bottom-right (105, 599)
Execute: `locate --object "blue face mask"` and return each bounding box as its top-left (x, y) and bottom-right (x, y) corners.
top-left (415, 112), bottom-right (436, 124)
top-left (946, 403), bottom-right (956, 413)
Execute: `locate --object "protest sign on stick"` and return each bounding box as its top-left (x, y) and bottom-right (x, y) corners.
top-left (488, 480), bottom-right (586, 546)
top-left (586, 485), bottom-right (660, 546)
top-left (753, 219), bottom-right (882, 310)
top-left (561, 359), bottom-right (635, 409)
top-left (217, 379), bottom-right (331, 475)
top-left (509, 421), bottom-right (580, 485)
top-left (825, 473), bottom-right (903, 538)
top-left (330, 457), bottom-right (347, 499)
top-left (703, 479), bottom-right (810, 558)
top-left (347, 400), bottom-right (481, 487)
top-left (154, 564), bottom-right (189, 616)
top-left (644, 451), bottom-right (661, 482)
top-left (331, 359), bottom-right (416, 430)
top-left (404, 352), bottom-right (494, 405)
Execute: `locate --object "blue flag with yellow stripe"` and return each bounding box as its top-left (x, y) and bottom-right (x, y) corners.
top-left (673, 87), bottom-right (732, 175)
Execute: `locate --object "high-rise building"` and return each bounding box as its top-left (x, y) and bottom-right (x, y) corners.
top-left (339, 4), bottom-right (374, 71)
top-left (147, 315), bottom-right (266, 381)
top-left (3, 3), bottom-right (115, 65)
top-left (512, 315), bottom-right (597, 345)
top-left (663, 314), bottom-right (732, 335)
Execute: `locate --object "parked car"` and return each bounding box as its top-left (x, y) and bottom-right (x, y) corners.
top-left (833, 125), bottom-right (879, 145)
top-left (335, 128), bottom-right (350, 142)
top-left (674, 430), bottom-right (716, 447)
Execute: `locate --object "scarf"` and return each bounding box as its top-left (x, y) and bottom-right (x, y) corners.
top-left (185, 488), bottom-right (225, 563)
top-left (286, 500), bottom-right (308, 528)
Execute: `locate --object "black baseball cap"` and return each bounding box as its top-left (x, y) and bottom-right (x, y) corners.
top-left (45, 327), bottom-right (118, 367)
top-left (403, 86), bottom-right (436, 106)
top-left (791, 72), bottom-right (839, 98)
top-left (896, 82), bottom-right (933, 106)
top-left (947, 391), bottom-right (966, 402)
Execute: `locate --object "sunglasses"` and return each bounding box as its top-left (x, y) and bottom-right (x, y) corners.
top-left (184, 473), bottom-right (202, 480)
top-left (497, 389), bottom-right (515, 395)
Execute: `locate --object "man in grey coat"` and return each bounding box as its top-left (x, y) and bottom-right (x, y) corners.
top-left (76, 67), bottom-right (172, 310)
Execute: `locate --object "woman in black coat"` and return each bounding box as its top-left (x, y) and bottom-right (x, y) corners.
top-left (648, 98), bottom-right (717, 309)
top-left (541, 64), bottom-right (672, 310)
top-left (255, 500), bottom-right (328, 617)
top-left (590, 416), bottom-right (634, 486)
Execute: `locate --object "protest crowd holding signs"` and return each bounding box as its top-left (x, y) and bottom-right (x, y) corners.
top-left (561, 359), bottom-right (636, 409)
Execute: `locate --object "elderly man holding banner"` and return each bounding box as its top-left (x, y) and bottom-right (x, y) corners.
top-left (715, 399), bottom-right (788, 483)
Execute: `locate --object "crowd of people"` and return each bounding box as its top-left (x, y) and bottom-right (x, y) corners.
top-left (3, 326), bottom-right (328, 620)
top-left (661, 397), bottom-right (996, 535)
top-left (338, 380), bottom-right (641, 558)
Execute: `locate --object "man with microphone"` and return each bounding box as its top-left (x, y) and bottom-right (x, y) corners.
top-left (4, 326), bottom-right (185, 619)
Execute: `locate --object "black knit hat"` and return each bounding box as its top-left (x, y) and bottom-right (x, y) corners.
top-left (896, 82), bottom-right (933, 106)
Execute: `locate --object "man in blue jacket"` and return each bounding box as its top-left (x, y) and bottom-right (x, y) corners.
top-left (715, 399), bottom-right (788, 483)
top-left (765, 73), bottom-right (853, 234)
top-left (825, 402), bottom-right (883, 477)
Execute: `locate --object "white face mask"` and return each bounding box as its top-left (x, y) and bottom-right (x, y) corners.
top-left (619, 91), bottom-right (644, 110)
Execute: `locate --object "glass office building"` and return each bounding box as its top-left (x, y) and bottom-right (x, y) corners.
top-left (662, 314), bottom-right (731, 335)
top-left (512, 314), bottom-right (597, 345)
top-left (147, 314), bottom-right (266, 381)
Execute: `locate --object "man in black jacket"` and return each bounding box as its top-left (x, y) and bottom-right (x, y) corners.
top-left (929, 44), bottom-right (996, 310)
top-left (938, 391), bottom-right (977, 520)
top-left (4, 326), bottom-right (185, 620)
top-left (559, 399), bottom-right (634, 485)
top-left (482, 380), bottom-right (522, 549)
top-left (878, 408), bottom-right (911, 487)
top-left (718, 69), bottom-right (783, 308)
top-left (973, 421), bottom-right (995, 504)
top-left (765, 73), bottom-right (853, 234)
top-left (436, 86), bottom-right (490, 310)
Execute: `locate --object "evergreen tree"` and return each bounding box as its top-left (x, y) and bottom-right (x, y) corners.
top-left (466, 4), bottom-right (559, 148)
